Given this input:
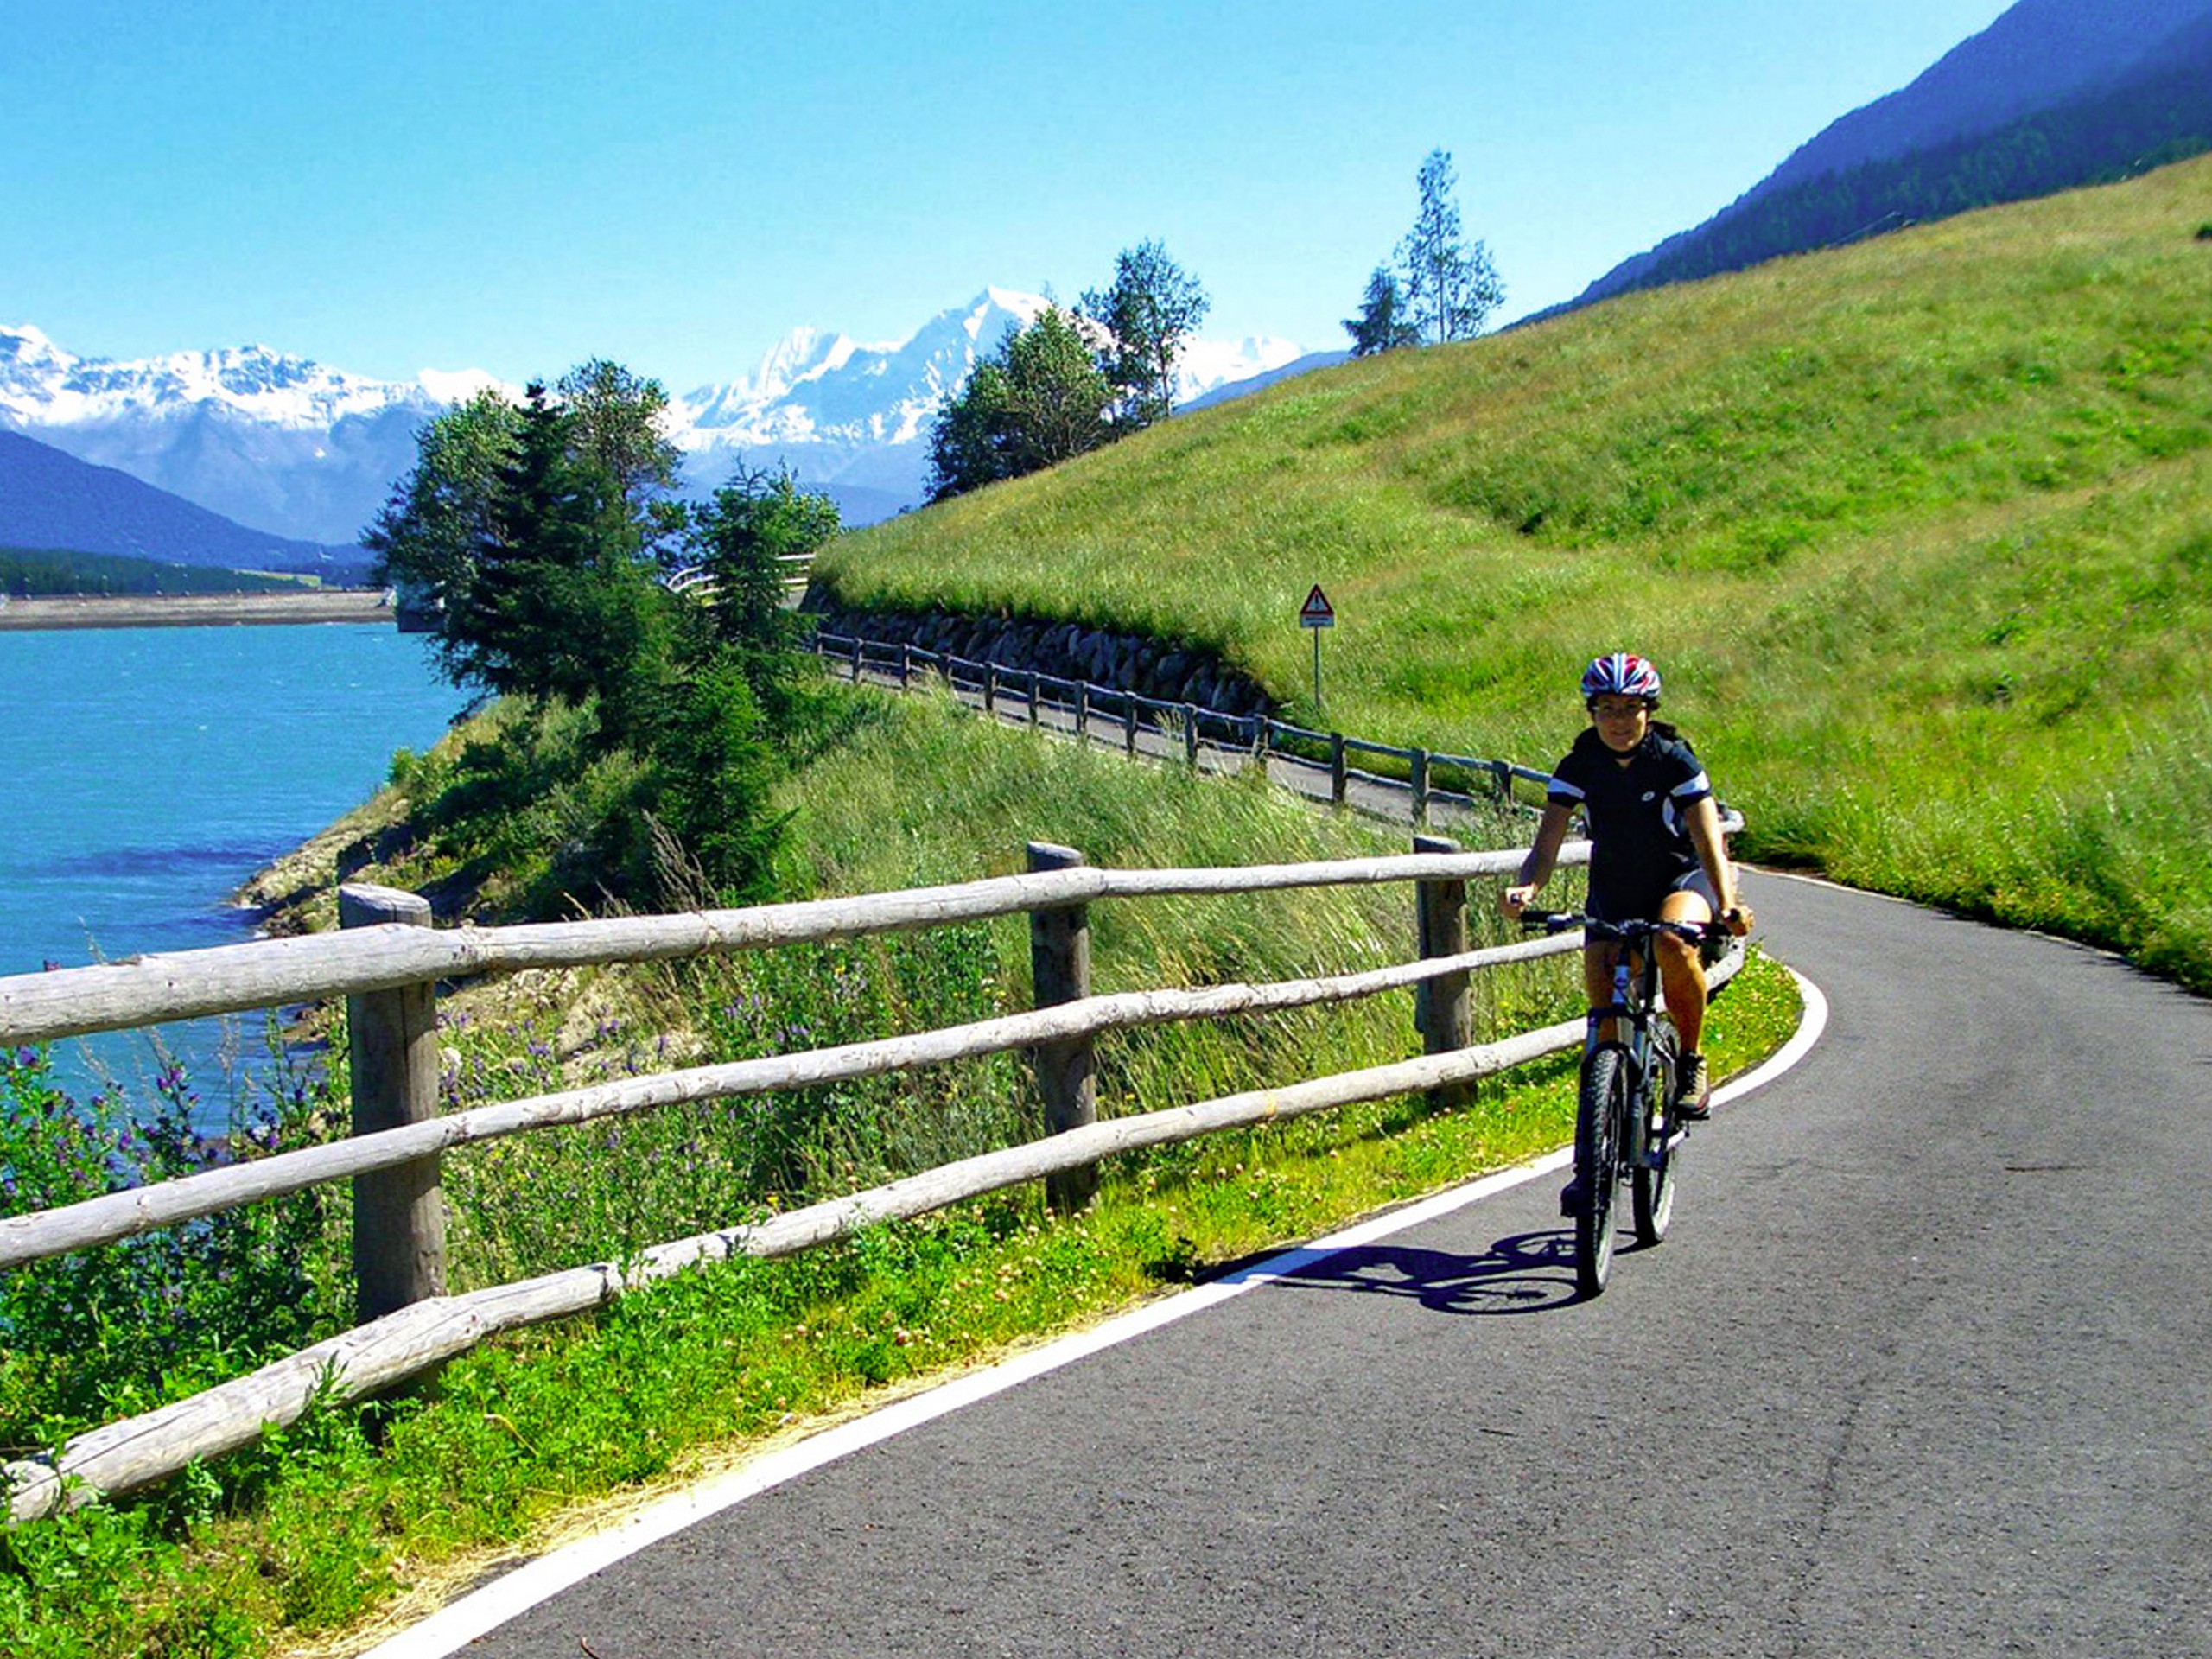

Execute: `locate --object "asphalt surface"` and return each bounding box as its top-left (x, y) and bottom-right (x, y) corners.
top-left (435, 871), bottom-right (2211, 1657)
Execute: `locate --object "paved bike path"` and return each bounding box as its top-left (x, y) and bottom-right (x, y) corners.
top-left (429, 873), bottom-right (2210, 1656)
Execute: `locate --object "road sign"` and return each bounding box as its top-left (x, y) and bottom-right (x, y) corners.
top-left (1299, 585), bottom-right (1335, 629)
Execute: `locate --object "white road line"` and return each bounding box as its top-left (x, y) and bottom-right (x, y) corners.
top-left (362, 968), bottom-right (1830, 1659)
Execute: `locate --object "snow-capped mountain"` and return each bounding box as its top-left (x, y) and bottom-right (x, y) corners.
top-left (0, 322), bottom-right (499, 544)
top-left (676, 287), bottom-right (1300, 508)
top-left (0, 295), bottom-right (1302, 543)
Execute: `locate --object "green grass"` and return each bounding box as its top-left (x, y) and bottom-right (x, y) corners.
top-left (814, 156), bottom-right (2212, 988)
top-left (0, 684), bottom-right (1800, 1656)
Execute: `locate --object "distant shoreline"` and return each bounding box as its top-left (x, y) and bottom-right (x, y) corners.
top-left (0, 590), bottom-right (393, 631)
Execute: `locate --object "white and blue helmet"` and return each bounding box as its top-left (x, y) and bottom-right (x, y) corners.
top-left (1580, 652), bottom-right (1662, 706)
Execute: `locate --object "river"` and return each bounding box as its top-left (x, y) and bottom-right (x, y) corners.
top-left (0, 621), bottom-right (464, 1109)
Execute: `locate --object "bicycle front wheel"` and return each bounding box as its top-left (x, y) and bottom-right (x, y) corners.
top-left (1633, 1020), bottom-right (1680, 1246)
top-left (1574, 1046), bottom-right (1628, 1297)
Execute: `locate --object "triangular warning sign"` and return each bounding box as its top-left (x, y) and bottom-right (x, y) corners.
top-left (1299, 585), bottom-right (1335, 627)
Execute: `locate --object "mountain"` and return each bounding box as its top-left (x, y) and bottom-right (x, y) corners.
top-left (1556, 0), bottom-right (2212, 315)
top-left (0, 296), bottom-right (1301, 542)
top-left (670, 288), bottom-right (1300, 511)
top-left (0, 429), bottom-right (372, 580)
top-left (0, 323), bottom-right (488, 548)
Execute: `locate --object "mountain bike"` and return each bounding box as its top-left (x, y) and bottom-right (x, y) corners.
top-left (1519, 910), bottom-right (1726, 1297)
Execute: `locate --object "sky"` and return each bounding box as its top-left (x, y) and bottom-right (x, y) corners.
top-left (3, 0), bottom-right (2020, 394)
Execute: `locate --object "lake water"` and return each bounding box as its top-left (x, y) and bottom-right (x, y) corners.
top-left (0, 623), bottom-right (465, 1108)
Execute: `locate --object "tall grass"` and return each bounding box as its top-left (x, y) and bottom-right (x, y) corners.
top-left (814, 156), bottom-right (2212, 986)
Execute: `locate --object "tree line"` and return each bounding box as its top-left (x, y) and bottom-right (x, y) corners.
top-left (930, 163), bottom-right (1513, 503)
top-left (925, 239), bottom-right (1211, 500)
top-left (1610, 51), bottom-right (2212, 302)
top-left (1344, 149), bottom-right (1505, 356)
top-left (365, 362), bottom-right (840, 909)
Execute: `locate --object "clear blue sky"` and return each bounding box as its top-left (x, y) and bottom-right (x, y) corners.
top-left (3, 0), bottom-right (2017, 391)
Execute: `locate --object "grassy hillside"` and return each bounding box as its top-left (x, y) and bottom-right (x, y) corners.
top-left (817, 156), bottom-right (2212, 987)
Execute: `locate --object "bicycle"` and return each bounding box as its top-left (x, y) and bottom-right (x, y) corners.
top-left (1519, 909), bottom-right (1728, 1297)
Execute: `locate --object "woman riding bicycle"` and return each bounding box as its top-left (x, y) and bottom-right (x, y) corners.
top-left (1500, 652), bottom-right (1752, 1120)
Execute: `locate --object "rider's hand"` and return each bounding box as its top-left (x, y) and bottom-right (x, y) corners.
top-left (1720, 903), bottom-right (1755, 937)
top-left (1500, 885), bottom-right (1535, 919)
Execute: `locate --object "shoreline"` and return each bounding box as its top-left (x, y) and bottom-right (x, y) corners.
top-left (0, 590), bottom-right (394, 631)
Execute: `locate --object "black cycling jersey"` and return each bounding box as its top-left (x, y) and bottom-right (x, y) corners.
top-left (1547, 727), bottom-right (1713, 919)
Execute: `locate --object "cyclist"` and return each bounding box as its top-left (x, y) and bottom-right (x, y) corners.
top-left (1500, 652), bottom-right (1753, 1128)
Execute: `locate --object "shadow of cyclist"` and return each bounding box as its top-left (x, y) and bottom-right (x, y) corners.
top-left (1236, 1230), bottom-right (1591, 1317)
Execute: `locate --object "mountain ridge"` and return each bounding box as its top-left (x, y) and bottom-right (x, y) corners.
top-left (1556, 0), bottom-right (2212, 315)
top-left (0, 429), bottom-right (372, 579)
top-left (1, 293), bottom-right (1300, 542)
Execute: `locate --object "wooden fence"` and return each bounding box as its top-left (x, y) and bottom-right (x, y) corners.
top-left (0, 831), bottom-right (1752, 1524)
top-left (810, 632), bottom-right (1560, 825)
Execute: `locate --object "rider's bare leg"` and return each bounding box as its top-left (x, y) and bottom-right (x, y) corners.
top-left (1656, 888), bottom-right (1716, 1053)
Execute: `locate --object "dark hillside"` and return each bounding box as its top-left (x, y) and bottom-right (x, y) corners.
top-left (1560, 0), bottom-right (2212, 314)
top-left (1758, 0), bottom-right (2212, 195)
top-left (1586, 26), bottom-right (2212, 297)
top-left (0, 429), bottom-right (370, 581)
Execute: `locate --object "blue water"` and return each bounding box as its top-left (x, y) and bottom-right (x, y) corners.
top-left (0, 623), bottom-right (465, 1107)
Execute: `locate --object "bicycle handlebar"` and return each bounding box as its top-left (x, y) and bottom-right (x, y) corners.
top-left (1516, 909), bottom-right (1727, 947)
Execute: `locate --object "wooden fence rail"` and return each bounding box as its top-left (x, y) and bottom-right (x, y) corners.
top-left (810, 632), bottom-right (1559, 819)
top-left (1, 820), bottom-right (1712, 1524)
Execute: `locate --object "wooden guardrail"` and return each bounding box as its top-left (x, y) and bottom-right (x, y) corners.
top-left (810, 632), bottom-right (1560, 825)
top-left (0, 830), bottom-right (1749, 1524)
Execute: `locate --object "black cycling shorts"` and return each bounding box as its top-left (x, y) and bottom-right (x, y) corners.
top-left (1586, 864), bottom-right (1717, 925)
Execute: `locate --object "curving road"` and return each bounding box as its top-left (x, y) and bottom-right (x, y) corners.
top-left (397, 872), bottom-right (2212, 1657)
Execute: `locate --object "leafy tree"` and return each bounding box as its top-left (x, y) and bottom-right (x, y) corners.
top-left (1394, 149), bottom-right (1505, 346)
top-left (366, 365), bottom-right (688, 743)
top-left (1003, 306), bottom-right (1116, 463)
top-left (926, 305), bottom-right (1112, 499)
top-left (434, 383), bottom-right (679, 748)
top-left (363, 389), bottom-right (524, 627)
top-left (683, 463), bottom-right (840, 727)
top-left (1081, 239), bottom-right (1210, 429)
top-left (1343, 265), bottom-right (1421, 356)
top-left (557, 357), bottom-right (687, 556)
top-left (927, 359), bottom-right (1018, 502)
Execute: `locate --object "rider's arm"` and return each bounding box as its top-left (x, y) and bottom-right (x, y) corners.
top-left (1683, 794), bottom-right (1754, 934)
top-left (1501, 801), bottom-right (1576, 917)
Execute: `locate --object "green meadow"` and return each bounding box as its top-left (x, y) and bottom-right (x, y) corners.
top-left (818, 156), bottom-right (2212, 987)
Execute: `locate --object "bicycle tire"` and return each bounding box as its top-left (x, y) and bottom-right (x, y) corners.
top-left (1633, 1019), bottom-right (1680, 1246)
top-left (1574, 1046), bottom-right (1628, 1297)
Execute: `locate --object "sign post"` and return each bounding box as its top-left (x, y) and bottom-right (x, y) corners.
top-left (1299, 584), bottom-right (1335, 713)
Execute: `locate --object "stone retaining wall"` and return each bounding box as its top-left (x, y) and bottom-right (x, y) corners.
top-left (802, 602), bottom-right (1275, 718)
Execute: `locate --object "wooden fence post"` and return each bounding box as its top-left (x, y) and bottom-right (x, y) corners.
top-left (340, 884), bottom-right (446, 1321)
top-left (1411, 748), bottom-right (1431, 826)
top-left (1026, 842), bottom-right (1097, 1211)
top-left (1184, 704), bottom-right (1201, 767)
top-left (1330, 733), bottom-right (1348, 804)
top-left (849, 636), bottom-right (863, 681)
top-left (899, 643), bottom-right (912, 687)
top-left (1028, 672), bottom-right (1042, 727)
top-left (984, 664), bottom-right (998, 715)
top-left (1411, 835), bottom-right (1472, 1109)
top-left (1124, 696), bottom-right (1139, 756)
top-left (1074, 682), bottom-right (1090, 740)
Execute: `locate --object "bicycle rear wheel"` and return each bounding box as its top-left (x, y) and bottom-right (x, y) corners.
top-left (1633, 1020), bottom-right (1680, 1246)
top-left (1574, 1046), bottom-right (1628, 1296)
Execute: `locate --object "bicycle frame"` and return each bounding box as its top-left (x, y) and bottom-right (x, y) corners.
top-left (1581, 922), bottom-right (1675, 1172)
top-left (1521, 909), bottom-right (1713, 1294)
